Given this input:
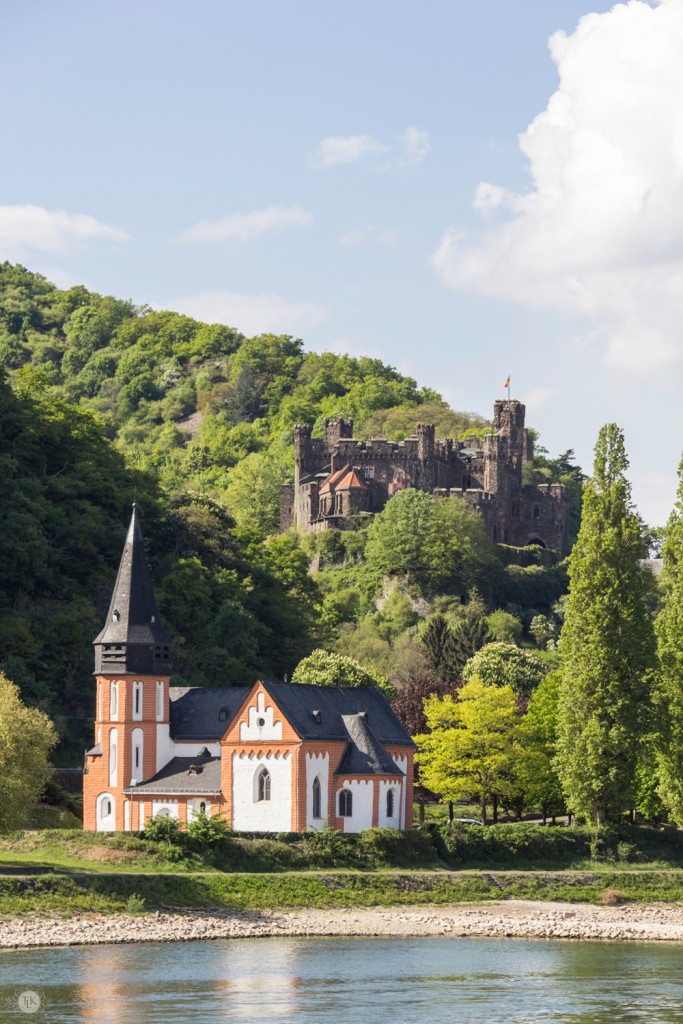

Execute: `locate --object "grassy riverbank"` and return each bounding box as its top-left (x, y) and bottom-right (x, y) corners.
top-left (3, 870), bottom-right (683, 915)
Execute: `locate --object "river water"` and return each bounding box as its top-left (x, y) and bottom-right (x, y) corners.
top-left (1, 936), bottom-right (682, 1023)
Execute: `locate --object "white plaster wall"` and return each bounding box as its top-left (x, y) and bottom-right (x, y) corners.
top-left (338, 780), bottom-right (374, 833)
top-left (156, 723), bottom-right (175, 772)
top-left (131, 728), bottom-right (144, 785)
top-left (232, 751), bottom-right (292, 831)
top-left (108, 728), bottom-right (118, 788)
top-left (378, 780), bottom-right (400, 829)
top-left (124, 800), bottom-right (131, 831)
top-left (240, 691), bottom-right (283, 741)
top-left (305, 752), bottom-right (329, 829)
top-left (393, 755), bottom-right (408, 829)
top-left (96, 793), bottom-right (115, 832)
top-left (152, 799), bottom-right (179, 820)
top-left (187, 798), bottom-right (213, 821)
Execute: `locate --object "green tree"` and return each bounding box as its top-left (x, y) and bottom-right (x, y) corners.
top-left (462, 642), bottom-right (546, 697)
top-left (518, 671), bottom-right (564, 820)
top-left (225, 452), bottom-right (286, 535)
top-left (654, 456), bottom-right (683, 824)
top-left (555, 424), bottom-right (656, 823)
top-left (421, 614), bottom-right (461, 682)
top-left (485, 609), bottom-right (523, 644)
top-left (0, 671), bottom-right (57, 830)
top-left (415, 677), bottom-right (525, 824)
top-left (292, 648), bottom-right (396, 700)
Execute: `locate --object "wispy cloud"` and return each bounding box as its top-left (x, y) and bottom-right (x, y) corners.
top-left (433, 0), bottom-right (683, 373)
top-left (400, 126), bottom-right (431, 165)
top-left (0, 204), bottom-right (129, 258)
top-left (170, 289), bottom-right (327, 336)
top-left (178, 205), bottom-right (313, 244)
top-left (311, 134), bottom-right (389, 169)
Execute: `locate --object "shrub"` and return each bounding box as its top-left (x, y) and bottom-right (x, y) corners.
top-left (143, 815), bottom-right (183, 845)
top-left (186, 810), bottom-right (231, 850)
top-left (303, 827), bottom-right (356, 868)
top-left (125, 892), bottom-right (146, 913)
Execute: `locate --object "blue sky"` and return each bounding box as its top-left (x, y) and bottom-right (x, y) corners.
top-left (2, 0), bottom-right (680, 524)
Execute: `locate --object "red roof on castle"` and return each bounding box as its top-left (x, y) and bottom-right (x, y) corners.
top-left (319, 465), bottom-right (367, 493)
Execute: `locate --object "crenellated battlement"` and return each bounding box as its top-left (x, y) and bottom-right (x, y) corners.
top-left (284, 398), bottom-right (569, 553)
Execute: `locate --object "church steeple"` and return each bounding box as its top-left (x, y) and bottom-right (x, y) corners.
top-left (93, 505), bottom-right (172, 675)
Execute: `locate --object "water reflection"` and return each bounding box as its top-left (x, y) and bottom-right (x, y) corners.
top-left (1, 937), bottom-right (683, 1023)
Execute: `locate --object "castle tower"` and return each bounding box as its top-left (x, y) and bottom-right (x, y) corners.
top-left (83, 505), bottom-right (172, 831)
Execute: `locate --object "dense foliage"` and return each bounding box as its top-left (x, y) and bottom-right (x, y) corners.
top-left (556, 424), bottom-right (657, 823)
top-left (0, 263), bottom-right (580, 769)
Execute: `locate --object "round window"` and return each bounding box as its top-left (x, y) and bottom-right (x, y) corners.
top-left (257, 717), bottom-right (266, 727)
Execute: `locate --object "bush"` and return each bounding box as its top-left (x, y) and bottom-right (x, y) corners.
top-left (125, 892), bottom-right (146, 912)
top-left (303, 826), bottom-right (355, 868)
top-left (441, 822), bottom-right (592, 866)
top-left (143, 815), bottom-right (183, 845)
top-left (186, 810), bottom-right (231, 850)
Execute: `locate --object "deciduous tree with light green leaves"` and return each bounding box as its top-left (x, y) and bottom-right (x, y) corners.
top-left (555, 423), bottom-right (656, 824)
top-left (0, 671), bottom-right (57, 830)
top-left (654, 455), bottom-right (683, 824)
top-left (415, 677), bottom-right (525, 824)
top-left (292, 648), bottom-right (396, 700)
top-left (462, 642), bottom-right (546, 697)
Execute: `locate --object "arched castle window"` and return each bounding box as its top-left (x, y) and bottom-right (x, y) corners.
top-left (312, 777), bottom-right (321, 819)
top-left (255, 767), bottom-right (271, 802)
top-left (386, 788), bottom-right (395, 819)
top-left (110, 682), bottom-right (119, 720)
top-left (133, 682), bottom-right (143, 720)
top-left (339, 788), bottom-right (352, 817)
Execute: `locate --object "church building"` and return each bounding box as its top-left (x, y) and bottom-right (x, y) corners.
top-left (83, 507), bottom-right (414, 833)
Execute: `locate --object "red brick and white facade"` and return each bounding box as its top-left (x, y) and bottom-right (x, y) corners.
top-left (83, 508), bottom-right (414, 833)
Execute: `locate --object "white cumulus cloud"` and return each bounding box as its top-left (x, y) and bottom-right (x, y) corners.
top-left (178, 205), bottom-right (313, 244)
top-left (433, 0), bottom-right (683, 371)
top-left (170, 290), bottom-right (327, 337)
top-left (311, 134), bottom-right (389, 169)
top-left (400, 126), bottom-right (431, 165)
top-left (0, 204), bottom-right (129, 258)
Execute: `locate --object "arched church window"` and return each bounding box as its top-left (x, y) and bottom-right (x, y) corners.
top-left (386, 788), bottom-right (395, 818)
top-left (312, 777), bottom-right (321, 819)
top-left (339, 788), bottom-right (352, 817)
top-left (256, 767), bottom-right (271, 802)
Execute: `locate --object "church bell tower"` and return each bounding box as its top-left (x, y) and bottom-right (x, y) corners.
top-left (83, 505), bottom-right (172, 831)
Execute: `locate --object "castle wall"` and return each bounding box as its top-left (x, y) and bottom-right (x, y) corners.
top-left (282, 400), bottom-right (570, 556)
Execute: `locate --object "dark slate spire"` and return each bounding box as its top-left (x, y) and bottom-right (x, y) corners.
top-left (93, 505), bottom-right (172, 675)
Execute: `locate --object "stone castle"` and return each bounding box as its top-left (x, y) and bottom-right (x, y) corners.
top-left (280, 399), bottom-right (570, 554)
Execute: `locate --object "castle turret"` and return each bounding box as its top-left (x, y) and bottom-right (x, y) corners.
top-left (85, 506), bottom-right (172, 832)
top-left (324, 417), bottom-right (354, 452)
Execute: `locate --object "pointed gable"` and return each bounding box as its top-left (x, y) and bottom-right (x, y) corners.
top-left (93, 504), bottom-right (172, 675)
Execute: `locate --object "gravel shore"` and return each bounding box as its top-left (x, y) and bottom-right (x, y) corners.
top-left (3, 901), bottom-right (683, 948)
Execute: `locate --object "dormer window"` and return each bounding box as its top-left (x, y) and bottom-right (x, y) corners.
top-left (218, 707), bottom-right (229, 723)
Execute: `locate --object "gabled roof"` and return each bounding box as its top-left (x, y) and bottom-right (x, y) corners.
top-left (336, 713), bottom-right (404, 776)
top-left (319, 465), bottom-right (367, 493)
top-left (93, 505), bottom-right (172, 675)
top-left (170, 686), bottom-right (251, 741)
top-left (259, 679), bottom-right (414, 747)
top-left (124, 755), bottom-right (222, 795)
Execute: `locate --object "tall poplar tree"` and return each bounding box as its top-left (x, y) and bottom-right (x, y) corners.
top-left (655, 456), bottom-right (683, 823)
top-left (555, 424), bottom-right (656, 823)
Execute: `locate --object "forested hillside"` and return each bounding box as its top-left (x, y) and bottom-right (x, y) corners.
top-left (0, 263), bottom-right (581, 761)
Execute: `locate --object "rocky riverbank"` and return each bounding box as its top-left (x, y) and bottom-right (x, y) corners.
top-left (3, 900), bottom-right (683, 948)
